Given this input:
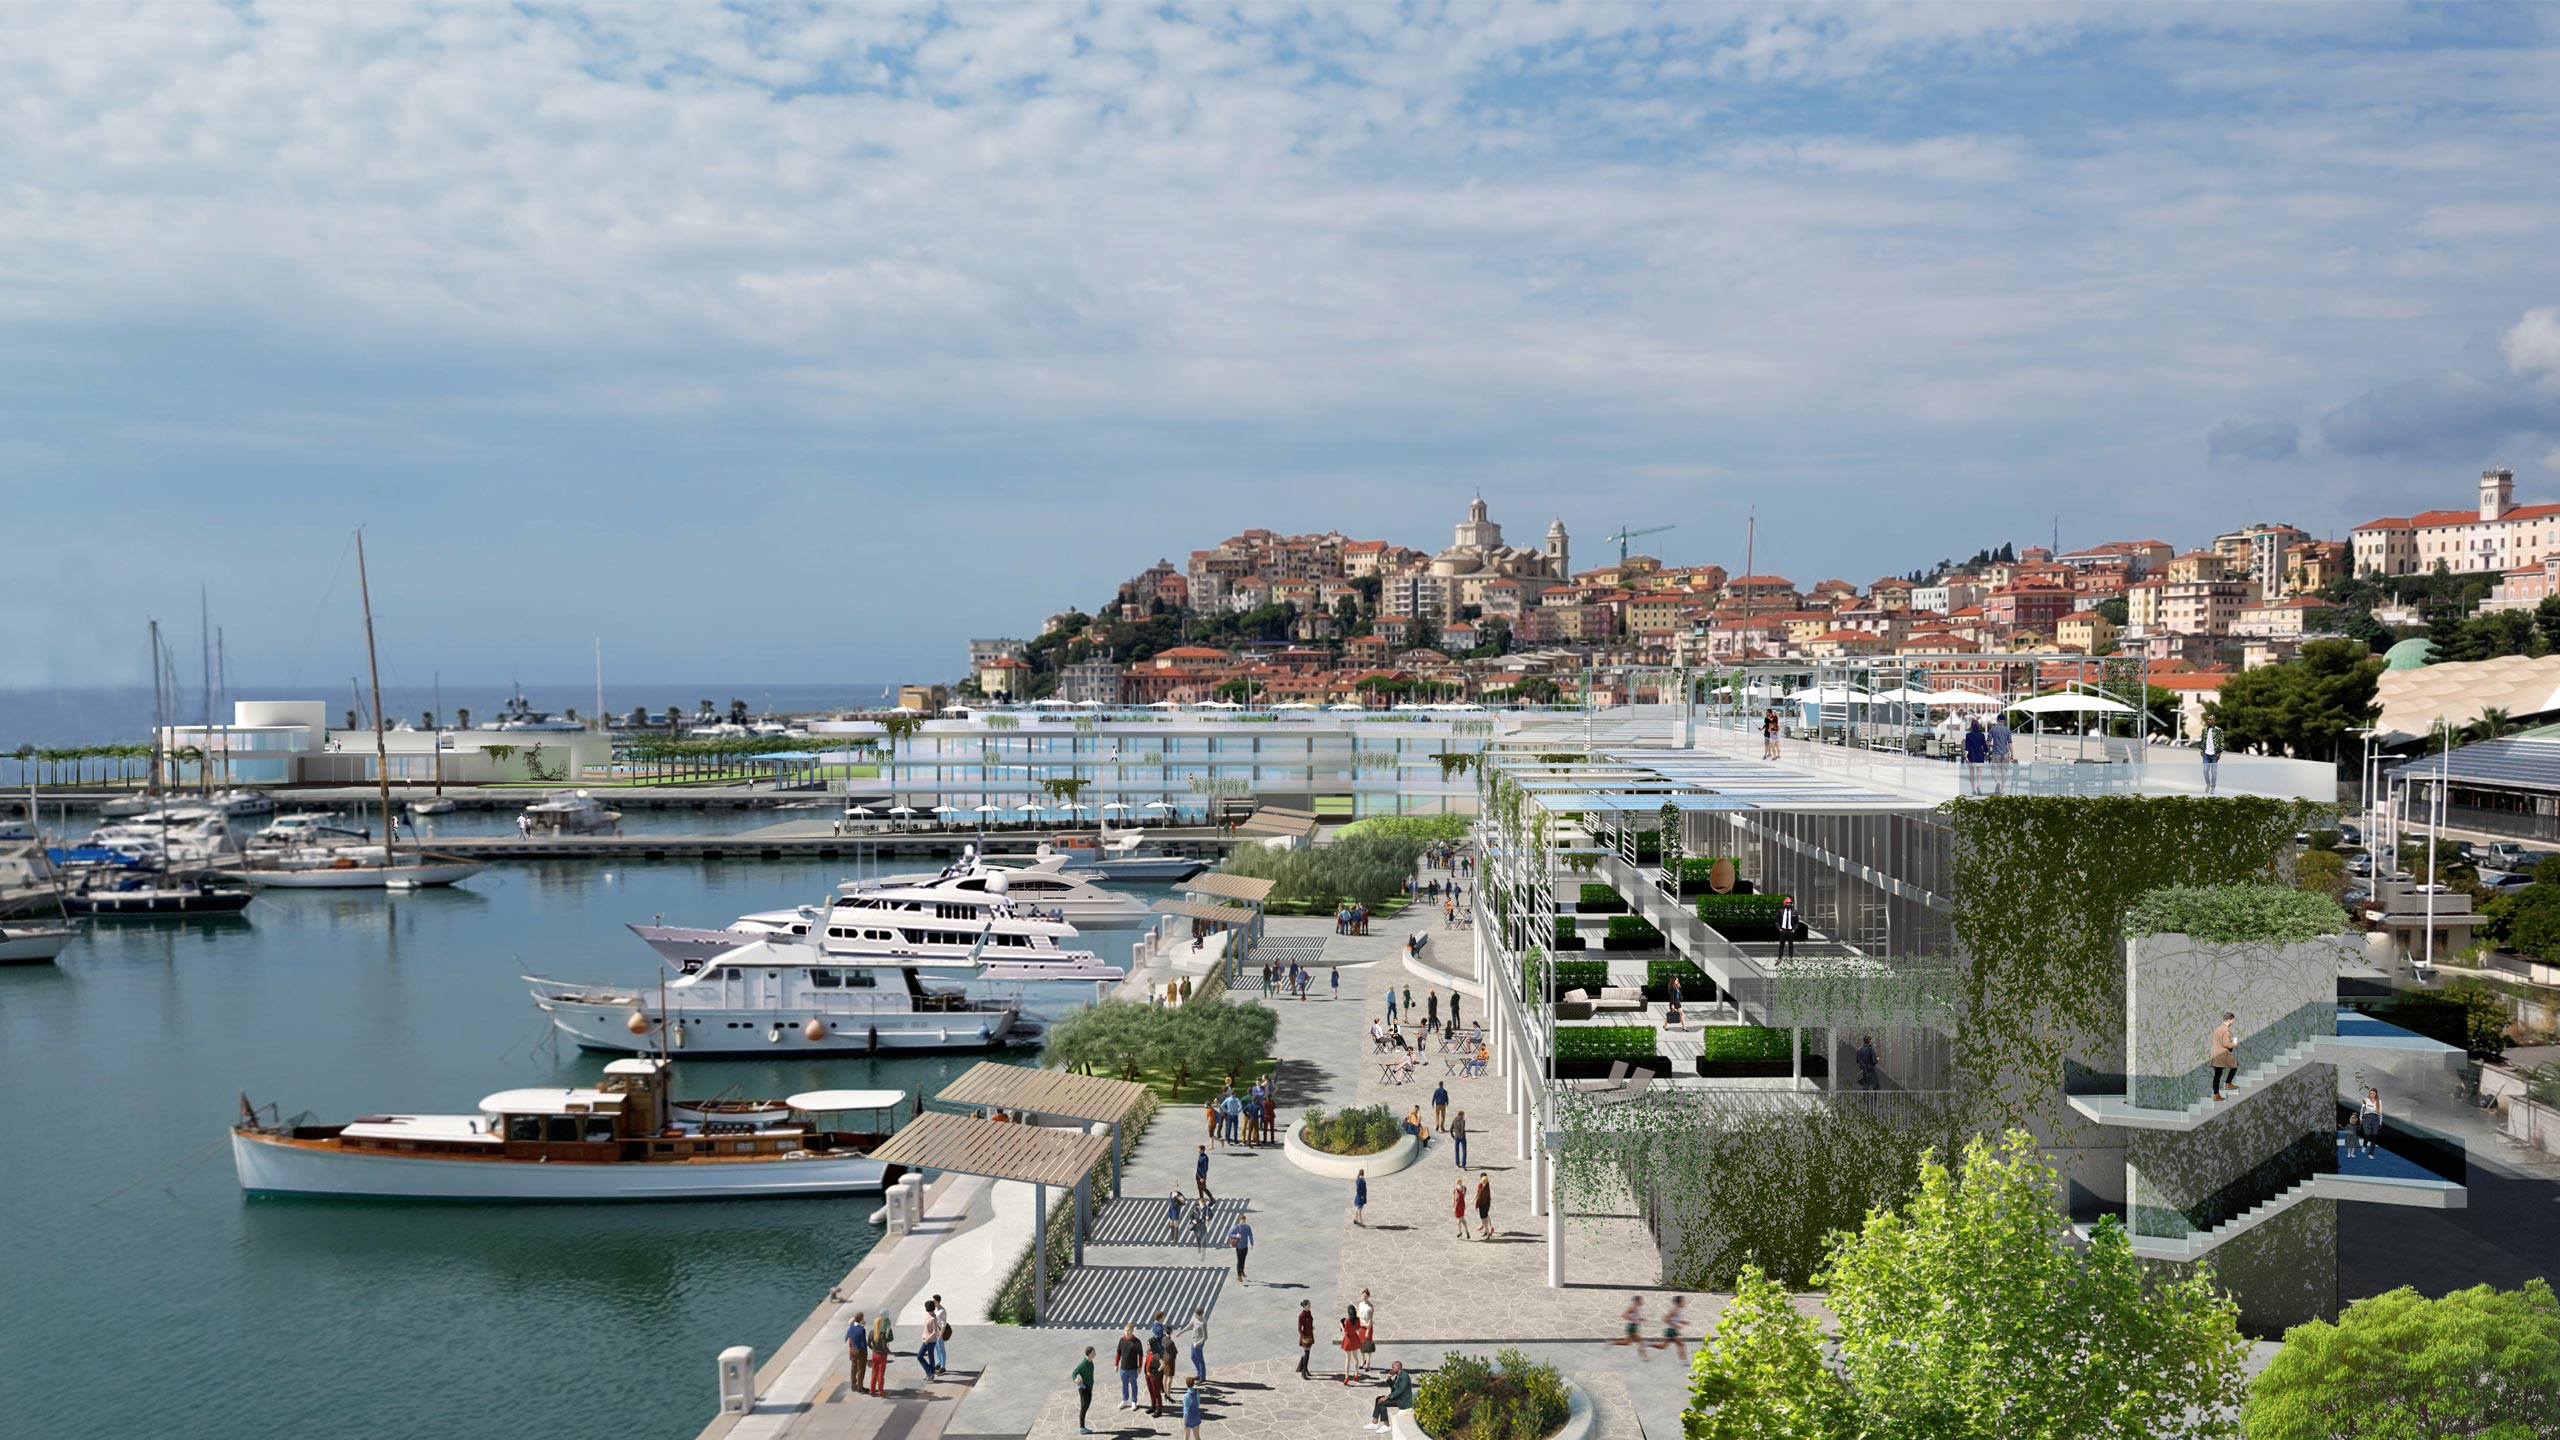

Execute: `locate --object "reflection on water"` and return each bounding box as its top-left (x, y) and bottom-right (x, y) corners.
top-left (1, 855), bottom-right (1134, 1440)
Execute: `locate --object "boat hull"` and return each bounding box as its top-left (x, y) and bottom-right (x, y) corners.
top-left (0, 927), bottom-right (78, 964)
top-left (1077, 857), bottom-right (1207, 883)
top-left (224, 859), bottom-right (486, 889)
top-left (232, 1130), bottom-right (886, 1200)
top-left (539, 995), bottom-right (1029, 1056)
top-left (65, 889), bottom-right (253, 916)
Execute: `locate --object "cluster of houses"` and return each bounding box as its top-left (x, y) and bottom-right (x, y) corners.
top-left (949, 472), bottom-right (2548, 730)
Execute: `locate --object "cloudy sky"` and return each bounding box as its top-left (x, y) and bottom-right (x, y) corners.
top-left (6, 1), bottom-right (2559, 687)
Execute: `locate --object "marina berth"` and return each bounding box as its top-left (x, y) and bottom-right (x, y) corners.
top-left (518, 789), bottom-right (623, 835)
top-left (231, 1057), bottom-right (900, 1200)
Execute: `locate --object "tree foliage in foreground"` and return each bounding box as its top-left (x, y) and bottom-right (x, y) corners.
top-left (1684, 1130), bottom-right (2249, 1440)
top-left (2243, 1279), bottom-right (2560, 1440)
top-left (1038, 995), bottom-right (1277, 1099)
top-left (2208, 638), bottom-right (2382, 766)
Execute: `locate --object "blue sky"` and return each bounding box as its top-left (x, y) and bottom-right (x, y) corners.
top-left (6, 1), bottom-right (2559, 687)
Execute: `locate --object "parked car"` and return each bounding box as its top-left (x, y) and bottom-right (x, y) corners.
top-left (2337, 822), bottom-right (2364, 847)
top-left (2346, 853), bottom-right (2374, 877)
top-left (2482, 842), bottom-right (2541, 872)
top-left (2342, 885), bottom-right (2372, 905)
top-left (2480, 872), bottom-right (2535, 894)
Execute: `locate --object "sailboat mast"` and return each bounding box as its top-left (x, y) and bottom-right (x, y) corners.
top-left (199, 585), bottom-right (213, 796)
top-left (356, 531), bottom-right (396, 860)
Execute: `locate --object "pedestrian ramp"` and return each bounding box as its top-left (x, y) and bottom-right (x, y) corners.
top-left (1034, 1265), bottom-right (1227, 1329)
top-left (1087, 1196), bottom-right (1252, 1247)
top-left (1255, 937), bottom-right (1330, 966)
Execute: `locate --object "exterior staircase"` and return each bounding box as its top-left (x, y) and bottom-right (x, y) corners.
top-left (2129, 1165), bottom-right (2467, 1261)
top-left (2068, 1019), bottom-right (2464, 1132)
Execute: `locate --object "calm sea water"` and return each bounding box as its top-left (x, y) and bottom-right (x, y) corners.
top-left (0, 682), bottom-right (898, 750)
top-left (0, 856), bottom-right (1146, 1440)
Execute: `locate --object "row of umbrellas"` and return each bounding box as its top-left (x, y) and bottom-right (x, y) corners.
top-left (994, 699), bottom-right (1486, 712)
top-left (1768, 685), bottom-right (2133, 715)
top-left (842, 801), bottom-right (1181, 817)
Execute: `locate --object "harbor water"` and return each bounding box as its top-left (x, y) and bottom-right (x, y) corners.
top-left (0, 857), bottom-right (1153, 1439)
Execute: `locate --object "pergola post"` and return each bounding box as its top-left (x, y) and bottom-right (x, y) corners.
top-left (1545, 1136), bottom-right (1565, 1288)
top-left (1791, 1026), bottom-right (1802, 1090)
top-left (1105, 1120), bottom-right (1121, 1196)
top-left (1033, 1182), bottom-right (1049, 1323)
top-left (1074, 1176), bottom-right (1089, 1266)
top-left (1528, 1118), bottom-right (1546, 1218)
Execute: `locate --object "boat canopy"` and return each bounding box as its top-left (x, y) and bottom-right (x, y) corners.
top-left (786, 1089), bottom-right (905, 1113)
top-left (478, 1087), bottom-right (624, 1114)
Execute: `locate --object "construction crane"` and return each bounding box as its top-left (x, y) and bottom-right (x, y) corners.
top-left (1602, 523), bottom-right (1675, 566)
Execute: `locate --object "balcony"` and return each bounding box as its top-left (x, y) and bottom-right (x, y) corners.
top-left (2067, 1012), bottom-right (2464, 1132)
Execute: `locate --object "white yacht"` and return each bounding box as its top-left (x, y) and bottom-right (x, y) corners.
top-left (528, 940), bottom-right (1030, 1056)
top-left (519, 790), bottom-right (622, 836)
top-left (633, 871), bottom-right (1126, 984)
top-left (254, 813), bottom-right (366, 847)
top-left (0, 923), bottom-right (80, 965)
top-left (206, 789), bottom-right (276, 818)
top-left (865, 851), bottom-right (1154, 928)
top-left (486, 693), bottom-right (586, 732)
top-left (233, 1057), bottom-right (900, 1200)
top-left (220, 846), bottom-right (486, 890)
top-left (84, 807), bottom-right (241, 867)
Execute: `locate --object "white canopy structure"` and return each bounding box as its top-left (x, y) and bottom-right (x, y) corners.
top-left (1032, 698), bottom-right (1072, 707)
top-left (1148, 700), bottom-right (1183, 709)
top-left (786, 1090), bottom-right (905, 1114)
top-left (886, 806), bottom-right (918, 816)
top-left (930, 805), bottom-right (959, 815)
top-left (2009, 693), bottom-right (2133, 716)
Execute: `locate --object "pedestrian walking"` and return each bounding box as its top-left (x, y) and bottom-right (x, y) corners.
top-left (847, 1310), bottom-right (869, 1390)
top-left (1653, 1296), bottom-right (1690, 1361)
top-left (1452, 1177), bottom-right (1469, 1238)
top-left (1762, 706), bottom-right (1780, 759)
top-left (868, 1312), bottom-right (893, 1395)
top-left (1474, 1172), bottom-right (1494, 1238)
top-left (1071, 1345), bottom-right (1096, 1434)
top-left (1431, 1080), bottom-right (1449, 1133)
top-left (1115, 1325), bottom-right (1143, 1408)
top-left (1204, 1097), bottom-right (1218, 1143)
top-left (1962, 717), bottom-right (1987, 794)
top-left (2209, 1012), bottom-right (2239, 1100)
top-left (1616, 1294), bottom-right (1645, 1345)
top-left (1986, 714), bottom-right (2014, 794)
top-left (1181, 1376), bottom-right (1204, 1440)
top-left (1351, 1166), bottom-right (1368, 1226)
top-left (1330, 966), bottom-right (1340, 1000)
top-left (1385, 987), bottom-right (1398, 1023)
top-left (2359, 1087), bottom-right (2383, 1157)
top-left (1856, 1035), bottom-right (1880, 1094)
top-left (1196, 1144), bottom-right (1215, 1203)
top-left (1227, 1214), bottom-right (1253, 1282)
top-left (1449, 1109), bottom-right (1467, 1169)
top-left (1144, 1335), bottom-right (1167, 1416)
top-left (1337, 1307), bottom-right (1364, 1385)
top-left (1183, 1304), bottom-right (1208, 1382)
top-left (2202, 722), bottom-right (2223, 794)
top-left (1403, 984), bottom-right (1414, 1015)
top-left (1425, 989), bottom-right (1439, 1030)
top-left (1356, 1290), bottom-right (1376, 1379)
top-left (1166, 1187), bottom-right (1186, 1240)
top-left (1448, 991), bottom-right (1461, 1031)
top-left (919, 1297), bottom-right (941, 1379)
top-left (1296, 1300), bottom-right (1315, 1379)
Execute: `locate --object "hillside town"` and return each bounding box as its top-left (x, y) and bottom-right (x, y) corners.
top-left (949, 471), bottom-right (2555, 737)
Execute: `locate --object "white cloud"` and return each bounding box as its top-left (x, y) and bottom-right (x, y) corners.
top-left (2507, 308), bottom-right (2560, 390)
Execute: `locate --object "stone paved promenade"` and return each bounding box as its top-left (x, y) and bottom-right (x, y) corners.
top-left (911, 862), bottom-right (1702, 1439)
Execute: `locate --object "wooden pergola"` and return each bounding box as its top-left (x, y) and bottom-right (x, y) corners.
top-left (933, 1062), bottom-right (1152, 1193)
top-left (867, 1110), bottom-right (1115, 1323)
top-left (1171, 871), bottom-right (1274, 953)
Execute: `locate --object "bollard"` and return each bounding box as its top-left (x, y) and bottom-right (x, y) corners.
top-left (717, 1345), bottom-right (755, 1414)
top-left (885, 1183), bottom-right (911, 1236)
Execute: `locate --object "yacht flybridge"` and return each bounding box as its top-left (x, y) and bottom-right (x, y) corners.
top-left (231, 1057), bottom-right (900, 1200)
top-left (629, 867), bottom-right (1128, 984)
top-left (528, 938), bottom-right (1032, 1056)
top-left (867, 851), bottom-right (1154, 928)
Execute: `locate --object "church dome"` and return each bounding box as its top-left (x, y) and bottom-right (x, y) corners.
top-left (2383, 637), bottom-right (2436, 670)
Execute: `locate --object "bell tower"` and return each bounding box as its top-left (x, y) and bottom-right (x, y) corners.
top-left (1546, 518), bottom-right (1570, 578)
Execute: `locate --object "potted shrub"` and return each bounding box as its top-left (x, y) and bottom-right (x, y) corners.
top-left (1576, 883), bottom-right (1628, 915)
top-left (1690, 1024), bottom-right (1821, 1079)
top-left (1402, 1347), bottom-right (1581, 1440)
top-left (1552, 916), bottom-right (1585, 952)
top-left (1673, 856), bottom-right (1751, 896)
top-left (1643, 958), bottom-right (1710, 1003)
top-left (1600, 914), bottom-right (1664, 952)
top-left (1695, 891), bottom-right (1784, 941)
top-left (1551, 1024), bottom-right (1662, 1078)
top-left (1286, 1103), bottom-right (1421, 1178)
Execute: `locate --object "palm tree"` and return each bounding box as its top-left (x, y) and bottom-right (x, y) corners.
top-left (2468, 707), bottom-right (2516, 744)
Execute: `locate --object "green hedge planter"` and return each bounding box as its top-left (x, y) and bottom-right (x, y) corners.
top-left (1695, 893), bottom-right (1784, 928)
top-left (1602, 914), bottom-right (1664, 951)
top-left (1552, 917), bottom-right (1585, 952)
top-left (2125, 884), bottom-right (2346, 944)
top-left (1556, 1026), bottom-right (1658, 1060)
top-left (1693, 1026), bottom-right (1794, 1062)
top-left (1577, 884), bottom-right (1628, 914)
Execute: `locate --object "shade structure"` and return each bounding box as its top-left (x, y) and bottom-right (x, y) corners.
top-left (1788, 685), bottom-right (1872, 706)
top-left (1148, 700), bottom-right (1182, 708)
top-left (866, 1110), bottom-right (1111, 1190)
top-left (1033, 698), bottom-right (1072, 706)
top-left (931, 805), bottom-right (960, 814)
top-left (1016, 803), bottom-right (1042, 813)
top-left (974, 803), bottom-right (1002, 814)
top-left (1273, 701), bottom-right (1316, 709)
top-left (844, 805), bottom-right (875, 816)
top-left (2009, 692), bottom-right (2133, 716)
top-left (1077, 699), bottom-right (1104, 706)
top-left (1328, 703), bottom-right (1364, 711)
top-left (1178, 872), bottom-right (1276, 903)
top-left (1099, 802), bottom-right (1130, 812)
top-left (934, 1061), bottom-right (1152, 1127)
top-left (1143, 801), bottom-right (1173, 810)
top-left (1917, 687), bottom-right (2006, 707)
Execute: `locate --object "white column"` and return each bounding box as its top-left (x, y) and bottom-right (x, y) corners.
top-left (1791, 1026), bottom-right (1802, 1090)
top-left (1527, 1122), bottom-right (1546, 1217)
top-left (1545, 1136), bottom-right (1565, 1287)
top-left (1472, 922), bottom-right (1486, 989)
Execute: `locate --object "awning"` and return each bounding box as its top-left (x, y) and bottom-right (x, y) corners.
top-left (933, 1062), bottom-right (1153, 1126)
top-left (1154, 898), bottom-right (1261, 924)
top-left (865, 1111), bottom-right (1112, 1189)
top-left (787, 1089), bottom-right (906, 1113)
top-left (1178, 872), bottom-right (1276, 902)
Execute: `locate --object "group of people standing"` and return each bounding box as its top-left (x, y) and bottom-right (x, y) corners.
top-left (1959, 715), bottom-right (2017, 794)
top-left (1204, 1076), bottom-right (1280, 1149)
top-left (842, 1294), bottom-right (954, 1398)
top-left (1334, 902), bottom-right (1374, 935)
top-left (1262, 958), bottom-right (1335, 1001)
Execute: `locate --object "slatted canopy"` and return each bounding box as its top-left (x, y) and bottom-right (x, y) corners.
top-left (935, 1061), bottom-right (1152, 1127)
top-left (1178, 873), bottom-right (1276, 903)
top-left (1153, 898), bottom-right (1259, 924)
top-left (1235, 808), bottom-right (1320, 839)
top-left (866, 1111), bottom-right (1111, 1189)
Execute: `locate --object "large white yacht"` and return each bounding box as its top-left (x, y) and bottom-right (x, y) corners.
top-left (83, 806), bottom-right (242, 868)
top-left (527, 940), bottom-right (1031, 1056)
top-left (865, 851), bottom-right (1154, 928)
top-left (632, 870), bottom-right (1127, 984)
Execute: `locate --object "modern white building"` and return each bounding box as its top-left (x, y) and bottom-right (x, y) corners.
top-left (162, 702), bottom-right (613, 787)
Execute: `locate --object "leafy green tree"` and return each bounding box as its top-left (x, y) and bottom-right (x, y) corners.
top-left (2536, 596), bottom-right (2560, 657)
top-left (2295, 848), bottom-right (2346, 901)
top-left (2437, 978), bottom-right (2513, 1058)
top-left (2094, 597), bottom-right (2129, 627)
top-left (2209, 639), bottom-right (2382, 765)
top-left (2482, 884), bottom-right (2560, 962)
top-left (1684, 1267), bottom-right (1850, 1440)
top-left (2243, 1280), bottom-right (2560, 1440)
top-left (1683, 1130), bottom-right (2248, 1440)
top-left (2468, 706), bottom-right (2518, 743)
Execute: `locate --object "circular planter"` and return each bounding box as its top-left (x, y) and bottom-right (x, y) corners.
top-left (1283, 1118), bottom-right (1420, 1179)
top-left (1389, 1380), bottom-right (1590, 1440)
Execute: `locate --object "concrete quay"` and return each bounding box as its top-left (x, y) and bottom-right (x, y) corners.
top-left (411, 823), bottom-right (1239, 864)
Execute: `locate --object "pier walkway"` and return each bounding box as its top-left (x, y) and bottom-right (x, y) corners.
top-left (408, 822), bottom-right (1236, 864)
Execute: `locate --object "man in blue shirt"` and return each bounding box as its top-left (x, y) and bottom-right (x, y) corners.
top-left (1181, 1375), bottom-right (1204, 1439)
top-left (1353, 1167), bottom-right (1369, 1226)
top-left (1430, 1080), bottom-right (1449, 1133)
top-left (1329, 966), bottom-right (1340, 1000)
top-left (1227, 1215), bottom-right (1253, 1282)
top-left (1220, 1092), bottom-right (1242, 1146)
top-left (1195, 1145), bottom-right (1214, 1204)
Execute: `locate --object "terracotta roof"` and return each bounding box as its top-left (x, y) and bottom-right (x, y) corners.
top-left (1727, 574), bottom-right (1795, 586)
top-left (1157, 646), bottom-right (1231, 659)
top-left (2410, 508), bottom-right (2487, 527)
top-left (2150, 671), bottom-right (2232, 691)
top-left (2059, 610), bottom-right (2105, 622)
